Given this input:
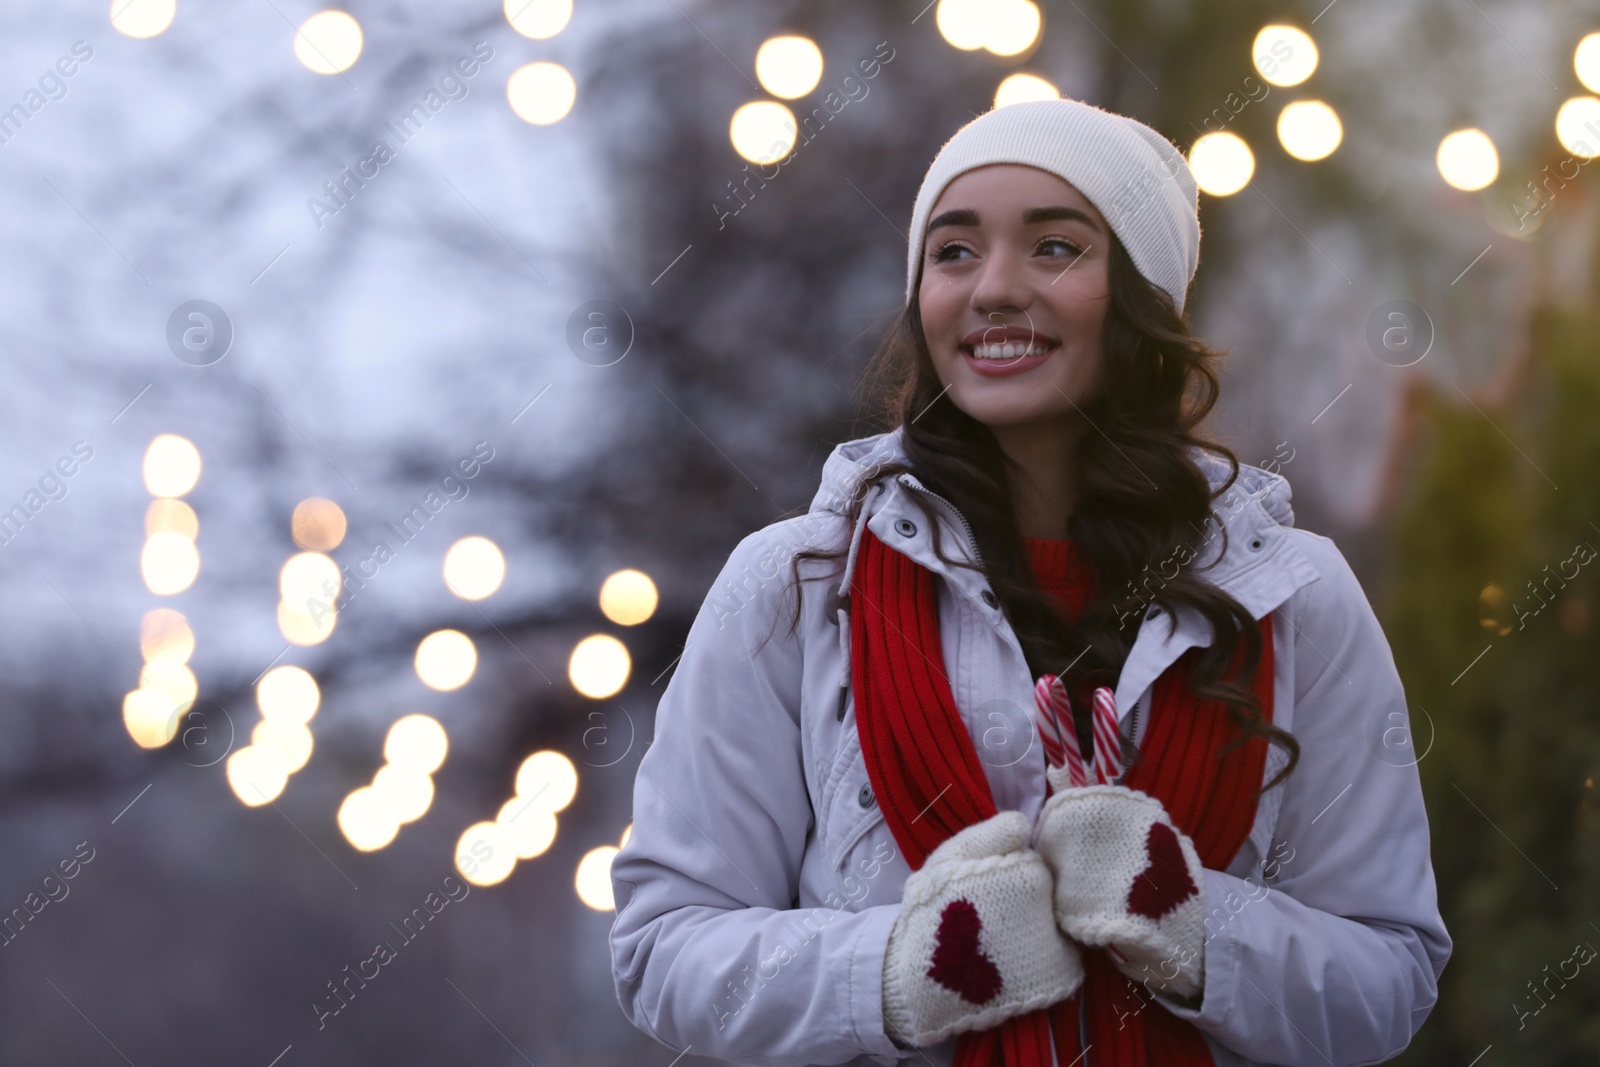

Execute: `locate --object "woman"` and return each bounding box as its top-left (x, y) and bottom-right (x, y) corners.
top-left (609, 98), bottom-right (1450, 1067)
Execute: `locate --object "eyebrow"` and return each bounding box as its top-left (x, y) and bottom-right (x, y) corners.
top-left (925, 205), bottom-right (1104, 241)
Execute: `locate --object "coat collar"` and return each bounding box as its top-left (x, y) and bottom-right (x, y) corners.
top-left (810, 426), bottom-right (1322, 720)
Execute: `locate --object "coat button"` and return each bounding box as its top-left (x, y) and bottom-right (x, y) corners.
top-left (894, 518), bottom-right (917, 538)
top-left (1248, 537), bottom-right (1263, 552)
top-left (858, 783), bottom-right (876, 809)
top-left (981, 590), bottom-right (999, 608)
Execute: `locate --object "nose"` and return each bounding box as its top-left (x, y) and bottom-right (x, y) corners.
top-left (970, 243), bottom-right (1032, 319)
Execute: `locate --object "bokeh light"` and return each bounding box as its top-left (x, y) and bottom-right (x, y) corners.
top-left (291, 497), bottom-right (346, 551)
top-left (294, 10), bottom-right (364, 75)
top-left (498, 797), bottom-right (559, 859)
top-left (507, 62), bottom-right (577, 125)
top-left (372, 763), bottom-right (435, 824)
top-left (1253, 25), bottom-right (1317, 87)
top-left (252, 719), bottom-right (314, 774)
top-left (983, 0), bottom-right (1042, 56)
top-left (258, 666), bottom-right (321, 724)
top-left (1555, 96), bottom-right (1600, 158)
top-left (443, 536), bottom-right (506, 600)
top-left (141, 608), bottom-right (194, 663)
top-left (384, 714), bottom-right (449, 774)
top-left (504, 0), bottom-right (572, 39)
top-left (568, 634), bottom-right (630, 698)
top-left (139, 659), bottom-right (197, 711)
top-left (227, 746), bottom-right (290, 807)
top-left (416, 630), bottom-right (477, 691)
top-left (599, 569), bottom-right (658, 626)
top-left (146, 498), bottom-right (198, 539)
top-left (280, 552), bottom-right (340, 610)
top-left (456, 822), bottom-right (517, 886)
top-left (936, 0), bottom-right (988, 51)
top-left (1277, 100), bottom-right (1342, 161)
top-left (142, 531), bottom-right (201, 595)
top-left (514, 750), bottom-right (578, 812)
top-left (1576, 32), bottom-right (1600, 93)
top-left (143, 434), bottom-right (201, 497)
top-left (110, 0), bottom-right (176, 39)
top-left (1189, 131), bottom-right (1255, 196)
top-left (575, 846), bottom-right (620, 910)
top-left (755, 36), bottom-right (823, 99)
top-left (730, 101), bottom-right (796, 165)
top-left (339, 786), bottom-right (401, 851)
top-left (277, 600), bottom-right (336, 646)
top-left (1437, 128), bottom-right (1499, 191)
top-left (123, 688), bottom-right (179, 748)
top-left (995, 74), bottom-right (1060, 109)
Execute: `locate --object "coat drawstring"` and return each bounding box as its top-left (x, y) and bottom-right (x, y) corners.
top-left (834, 481), bottom-right (879, 721)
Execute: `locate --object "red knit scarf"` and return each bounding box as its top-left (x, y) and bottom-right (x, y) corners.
top-left (850, 526), bottom-right (1275, 1066)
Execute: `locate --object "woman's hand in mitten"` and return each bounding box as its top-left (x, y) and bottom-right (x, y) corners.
top-left (882, 809), bottom-right (1084, 1049)
top-left (1033, 763), bottom-right (1208, 1000)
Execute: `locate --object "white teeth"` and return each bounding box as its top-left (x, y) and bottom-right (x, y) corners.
top-left (968, 341), bottom-right (1055, 360)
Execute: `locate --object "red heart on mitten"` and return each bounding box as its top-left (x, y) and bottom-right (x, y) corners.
top-left (1126, 821), bottom-right (1198, 920)
top-left (927, 898), bottom-right (1003, 1004)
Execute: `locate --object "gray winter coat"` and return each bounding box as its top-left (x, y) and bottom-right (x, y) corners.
top-left (609, 426), bottom-right (1452, 1067)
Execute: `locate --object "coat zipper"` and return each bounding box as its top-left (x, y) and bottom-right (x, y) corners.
top-left (897, 474), bottom-right (984, 566)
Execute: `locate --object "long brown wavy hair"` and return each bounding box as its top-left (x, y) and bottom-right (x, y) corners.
top-left (778, 232), bottom-right (1299, 794)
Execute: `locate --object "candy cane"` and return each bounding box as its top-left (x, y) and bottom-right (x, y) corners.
top-left (1091, 686), bottom-right (1123, 785)
top-left (1033, 673), bottom-right (1087, 787)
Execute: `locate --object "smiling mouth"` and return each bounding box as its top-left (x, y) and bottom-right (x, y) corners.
top-left (961, 339), bottom-right (1060, 362)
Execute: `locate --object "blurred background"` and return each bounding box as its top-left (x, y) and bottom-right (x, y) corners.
top-left (0, 0), bottom-right (1596, 1063)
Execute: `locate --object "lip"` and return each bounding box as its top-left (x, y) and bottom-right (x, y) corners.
top-left (962, 346), bottom-right (1056, 377)
top-left (960, 326), bottom-right (1059, 348)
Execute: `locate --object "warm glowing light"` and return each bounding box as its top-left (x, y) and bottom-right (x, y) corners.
top-left (373, 763), bottom-right (435, 824)
top-left (599, 569), bottom-right (657, 626)
top-left (111, 0), bottom-right (175, 39)
top-left (504, 0), bottom-right (571, 39)
top-left (568, 634), bottom-right (630, 698)
top-left (280, 552), bottom-right (340, 612)
top-left (755, 36), bottom-right (824, 99)
top-left (252, 719), bottom-right (314, 774)
top-left (384, 714), bottom-right (449, 774)
top-left (139, 659), bottom-right (197, 712)
top-left (1577, 33), bottom-right (1600, 93)
top-left (497, 797), bottom-right (559, 859)
top-left (277, 600), bottom-right (336, 646)
top-left (142, 531), bottom-right (200, 595)
top-left (1437, 128), bottom-right (1498, 191)
top-left (1252, 25), bottom-right (1317, 87)
top-left (227, 746), bottom-right (290, 807)
top-left (258, 665), bottom-right (320, 724)
top-left (620, 823), bottom-right (632, 847)
top-left (123, 688), bottom-right (179, 748)
top-left (294, 10), bottom-right (363, 75)
top-left (292, 497), bottom-right (346, 551)
top-left (983, 0), bottom-right (1042, 57)
top-left (1189, 132), bottom-right (1255, 196)
top-left (146, 498), bottom-right (198, 539)
top-left (443, 536), bottom-right (506, 600)
top-left (995, 74), bottom-right (1059, 108)
top-left (575, 846), bottom-right (620, 910)
top-left (514, 750), bottom-right (578, 812)
top-left (507, 62), bottom-right (576, 125)
top-left (936, 0), bottom-right (987, 50)
top-left (416, 630), bottom-right (477, 691)
top-left (1555, 96), bottom-right (1600, 158)
top-left (141, 608), bottom-right (194, 663)
top-left (143, 434), bottom-right (201, 497)
top-left (1277, 100), bottom-right (1342, 161)
top-left (456, 822), bottom-right (517, 886)
top-left (339, 786), bottom-right (400, 850)
top-left (730, 101), bottom-right (797, 165)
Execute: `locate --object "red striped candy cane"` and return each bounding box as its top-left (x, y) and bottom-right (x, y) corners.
top-left (1090, 686), bottom-right (1123, 785)
top-left (1033, 673), bottom-right (1086, 787)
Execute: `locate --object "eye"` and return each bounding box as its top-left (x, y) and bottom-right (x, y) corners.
top-left (1039, 236), bottom-right (1086, 258)
top-left (930, 240), bottom-right (972, 263)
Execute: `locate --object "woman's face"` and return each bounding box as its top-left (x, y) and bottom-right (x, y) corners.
top-left (917, 164), bottom-right (1111, 431)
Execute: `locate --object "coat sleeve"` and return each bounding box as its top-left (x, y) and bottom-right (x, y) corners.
top-left (608, 529), bottom-right (906, 1066)
top-left (1149, 531), bottom-right (1453, 1067)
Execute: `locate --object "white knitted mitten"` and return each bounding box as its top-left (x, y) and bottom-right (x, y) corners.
top-left (1033, 767), bottom-right (1207, 1000)
top-left (881, 810), bottom-right (1083, 1049)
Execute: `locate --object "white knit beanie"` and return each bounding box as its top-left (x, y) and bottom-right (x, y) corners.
top-left (904, 98), bottom-right (1201, 313)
